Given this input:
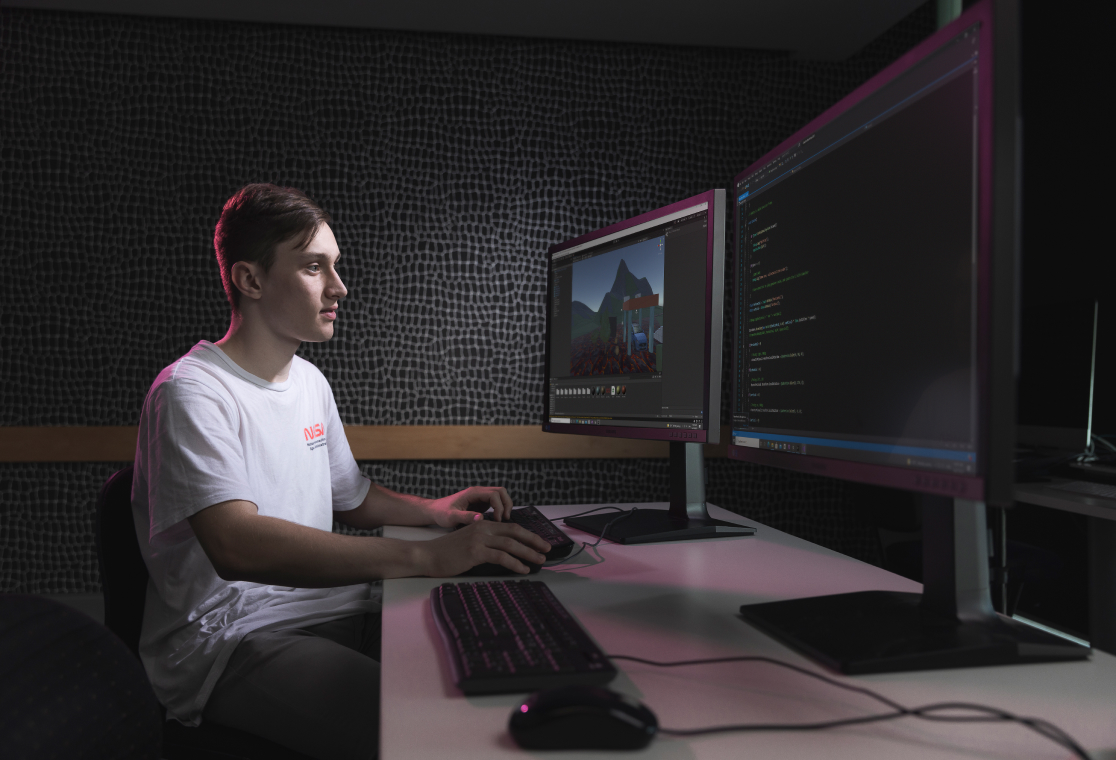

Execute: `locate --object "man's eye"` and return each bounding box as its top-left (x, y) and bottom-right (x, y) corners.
top-left (308, 265), bottom-right (320, 273)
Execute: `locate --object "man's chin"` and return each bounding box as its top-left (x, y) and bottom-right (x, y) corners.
top-left (302, 326), bottom-right (335, 343)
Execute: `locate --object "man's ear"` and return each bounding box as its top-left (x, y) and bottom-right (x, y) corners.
top-left (229, 261), bottom-right (265, 303)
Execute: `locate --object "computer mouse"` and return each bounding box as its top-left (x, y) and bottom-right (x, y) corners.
top-left (509, 684), bottom-right (658, 750)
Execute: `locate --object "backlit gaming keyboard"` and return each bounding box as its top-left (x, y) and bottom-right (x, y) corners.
top-left (458, 506), bottom-right (576, 575)
top-left (430, 580), bottom-right (617, 695)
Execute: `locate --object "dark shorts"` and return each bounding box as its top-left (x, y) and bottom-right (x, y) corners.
top-left (203, 612), bottom-right (382, 760)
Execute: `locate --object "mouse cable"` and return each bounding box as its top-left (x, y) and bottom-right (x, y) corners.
top-left (606, 654), bottom-right (1088, 759)
top-left (542, 506), bottom-right (640, 568)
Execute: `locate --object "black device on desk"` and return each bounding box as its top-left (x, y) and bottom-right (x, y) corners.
top-left (1063, 460), bottom-right (1116, 484)
top-left (565, 507), bottom-right (755, 545)
top-left (455, 506), bottom-right (575, 576)
top-left (725, 1), bottom-right (1088, 674)
top-left (509, 685), bottom-right (658, 751)
top-left (430, 580), bottom-right (616, 695)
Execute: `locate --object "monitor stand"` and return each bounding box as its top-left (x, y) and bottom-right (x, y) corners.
top-left (737, 495), bottom-right (1089, 674)
top-left (563, 442), bottom-right (755, 544)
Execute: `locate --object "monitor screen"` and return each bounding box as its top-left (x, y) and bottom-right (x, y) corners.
top-left (730, 4), bottom-right (1085, 676)
top-left (544, 190), bottom-right (724, 444)
top-left (728, 19), bottom-right (990, 499)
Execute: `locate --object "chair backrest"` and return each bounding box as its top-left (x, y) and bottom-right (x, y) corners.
top-left (93, 468), bottom-right (320, 760)
top-left (94, 464), bottom-right (149, 658)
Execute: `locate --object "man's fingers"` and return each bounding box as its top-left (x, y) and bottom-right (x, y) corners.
top-left (451, 486), bottom-right (513, 521)
top-left (502, 556), bottom-right (531, 575)
top-left (428, 506), bottom-right (550, 577)
top-left (489, 535), bottom-right (547, 567)
top-left (483, 546), bottom-right (531, 574)
top-left (487, 490), bottom-right (507, 521)
top-left (511, 524), bottom-right (550, 554)
top-left (483, 521), bottom-right (548, 552)
top-left (488, 486), bottom-right (512, 521)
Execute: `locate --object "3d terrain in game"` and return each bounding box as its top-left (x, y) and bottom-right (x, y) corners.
top-left (570, 240), bottom-right (664, 376)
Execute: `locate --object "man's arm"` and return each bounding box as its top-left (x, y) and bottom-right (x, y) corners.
top-left (334, 482), bottom-right (514, 531)
top-left (187, 498), bottom-right (549, 587)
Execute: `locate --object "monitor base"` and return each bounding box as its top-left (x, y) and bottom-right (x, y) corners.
top-left (739, 590), bottom-right (1089, 675)
top-left (564, 508), bottom-right (755, 545)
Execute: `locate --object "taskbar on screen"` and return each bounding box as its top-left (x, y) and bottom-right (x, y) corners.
top-left (550, 417), bottom-right (703, 431)
top-left (731, 430), bottom-right (976, 474)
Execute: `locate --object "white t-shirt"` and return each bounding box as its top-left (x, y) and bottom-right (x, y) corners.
top-left (132, 341), bottom-right (379, 725)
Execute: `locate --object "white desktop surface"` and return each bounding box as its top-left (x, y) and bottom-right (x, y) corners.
top-left (381, 503), bottom-right (1116, 760)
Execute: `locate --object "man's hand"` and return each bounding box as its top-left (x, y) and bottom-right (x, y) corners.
top-left (416, 519), bottom-right (550, 576)
top-left (422, 486), bottom-right (514, 528)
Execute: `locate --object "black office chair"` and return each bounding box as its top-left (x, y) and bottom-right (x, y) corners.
top-left (0, 593), bottom-right (162, 759)
top-left (95, 465), bottom-right (312, 760)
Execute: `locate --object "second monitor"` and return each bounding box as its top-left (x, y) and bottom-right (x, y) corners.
top-left (543, 189), bottom-right (752, 543)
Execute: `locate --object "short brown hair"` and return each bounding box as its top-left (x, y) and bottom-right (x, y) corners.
top-left (213, 184), bottom-right (333, 310)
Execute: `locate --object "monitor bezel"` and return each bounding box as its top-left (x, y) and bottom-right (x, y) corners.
top-left (726, 3), bottom-right (995, 500)
top-left (541, 189), bottom-right (724, 444)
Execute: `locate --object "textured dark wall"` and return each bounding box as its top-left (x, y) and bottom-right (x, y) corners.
top-left (0, 5), bottom-right (935, 592)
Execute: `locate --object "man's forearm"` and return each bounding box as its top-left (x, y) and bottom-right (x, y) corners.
top-left (190, 501), bottom-right (431, 587)
top-left (335, 483), bottom-right (434, 530)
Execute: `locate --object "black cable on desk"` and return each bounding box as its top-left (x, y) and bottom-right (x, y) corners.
top-left (607, 654), bottom-right (1089, 759)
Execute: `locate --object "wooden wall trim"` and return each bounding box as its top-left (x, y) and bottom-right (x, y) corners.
top-left (1, 426), bottom-right (140, 463)
top-left (0, 426), bottom-right (731, 462)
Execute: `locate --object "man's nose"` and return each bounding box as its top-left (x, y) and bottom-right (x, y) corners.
top-left (328, 269), bottom-right (348, 299)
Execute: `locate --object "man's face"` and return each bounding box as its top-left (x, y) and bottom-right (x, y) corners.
top-left (255, 223), bottom-right (347, 344)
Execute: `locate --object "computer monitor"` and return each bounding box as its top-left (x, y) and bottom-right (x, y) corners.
top-left (543, 189), bottom-right (752, 543)
top-left (727, 0), bottom-right (1086, 673)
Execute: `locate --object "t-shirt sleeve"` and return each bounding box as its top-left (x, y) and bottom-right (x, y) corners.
top-left (324, 392), bottom-right (371, 512)
top-left (138, 378), bottom-right (257, 546)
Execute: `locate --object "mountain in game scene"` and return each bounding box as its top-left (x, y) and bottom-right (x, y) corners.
top-left (571, 300), bottom-right (597, 323)
top-left (570, 259), bottom-right (663, 377)
top-left (600, 259), bottom-right (655, 316)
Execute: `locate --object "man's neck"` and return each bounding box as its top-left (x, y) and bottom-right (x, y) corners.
top-left (215, 312), bottom-right (299, 383)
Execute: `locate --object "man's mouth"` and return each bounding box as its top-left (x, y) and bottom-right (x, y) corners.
top-left (320, 308), bottom-right (337, 320)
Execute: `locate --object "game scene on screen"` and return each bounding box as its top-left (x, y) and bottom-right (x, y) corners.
top-left (569, 237), bottom-right (665, 376)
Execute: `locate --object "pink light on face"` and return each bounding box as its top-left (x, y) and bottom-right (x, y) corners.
top-left (520, 705), bottom-right (529, 713)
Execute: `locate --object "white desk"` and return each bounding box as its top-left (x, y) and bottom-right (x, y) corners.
top-left (382, 504), bottom-right (1116, 759)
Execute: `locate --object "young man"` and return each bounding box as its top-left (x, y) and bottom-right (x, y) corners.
top-left (132, 184), bottom-right (549, 759)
